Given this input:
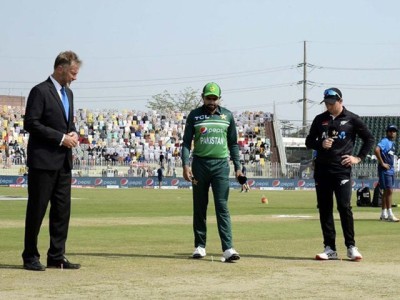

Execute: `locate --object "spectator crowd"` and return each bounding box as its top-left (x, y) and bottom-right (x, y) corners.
top-left (0, 105), bottom-right (272, 177)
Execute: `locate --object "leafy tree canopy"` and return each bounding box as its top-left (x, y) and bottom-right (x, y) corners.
top-left (147, 87), bottom-right (202, 114)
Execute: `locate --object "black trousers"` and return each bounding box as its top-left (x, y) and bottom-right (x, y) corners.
top-left (314, 169), bottom-right (355, 250)
top-left (22, 167), bottom-right (72, 263)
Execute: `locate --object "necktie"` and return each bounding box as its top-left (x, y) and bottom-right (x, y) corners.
top-left (60, 86), bottom-right (69, 121)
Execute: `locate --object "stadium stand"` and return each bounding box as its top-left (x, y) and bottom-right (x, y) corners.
top-left (354, 116), bottom-right (400, 163)
top-left (0, 104), bottom-right (398, 179)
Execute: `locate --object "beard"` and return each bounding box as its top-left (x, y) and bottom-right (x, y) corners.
top-left (205, 104), bottom-right (217, 114)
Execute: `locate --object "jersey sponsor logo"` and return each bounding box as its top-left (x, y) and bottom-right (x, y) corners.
top-left (209, 128), bottom-right (224, 133)
top-left (330, 130), bottom-right (346, 140)
top-left (194, 115), bottom-right (210, 121)
top-left (200, 126), bottom-right (224, 135)
top-left (330, 130), bottom-right (339, 139)
top-left (200, 127), bottom-right (208, 134)
top-left (338, 131), bottom-right (346, 139)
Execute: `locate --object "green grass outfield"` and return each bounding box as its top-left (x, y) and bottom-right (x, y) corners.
top-left (1, 187), bottom-right (400, 299)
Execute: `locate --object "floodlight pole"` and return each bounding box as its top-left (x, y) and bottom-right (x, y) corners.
top-left (302, 41), bottom-right (307, 134)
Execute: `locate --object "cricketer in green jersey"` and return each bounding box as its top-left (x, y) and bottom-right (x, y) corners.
top-left (181, 82), bottom-right (243, 262)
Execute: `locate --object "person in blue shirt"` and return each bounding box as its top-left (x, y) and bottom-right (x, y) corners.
top-left (374, 125), bottom-right (399, 222)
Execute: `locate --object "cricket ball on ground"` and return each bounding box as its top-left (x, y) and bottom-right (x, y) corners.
top-left (261, 196), bottom-right (268, 204)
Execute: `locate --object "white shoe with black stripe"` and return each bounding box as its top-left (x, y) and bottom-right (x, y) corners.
top-left (315, 246), bottom-right (338, 260)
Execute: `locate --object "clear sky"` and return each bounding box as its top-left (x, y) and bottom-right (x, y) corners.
top-left (1, 0), bottom-right (400, 126)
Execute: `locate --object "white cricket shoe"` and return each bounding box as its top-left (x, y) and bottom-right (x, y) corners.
top-left (192, 246), bottom-right (206, 259)
top-left (315, 246), bottom-right (338, 260)
top-left (388, 214), bottom-right (400, 222)
top-left (380, 214), bottom-right (388, 221)
top-left (347, 246), bottom-right (362, 261)
top-left (223, 248), bottom-right (240, 261)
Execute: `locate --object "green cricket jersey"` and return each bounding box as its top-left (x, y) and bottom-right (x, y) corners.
top-left (181, 105), bottom-right (241, 171)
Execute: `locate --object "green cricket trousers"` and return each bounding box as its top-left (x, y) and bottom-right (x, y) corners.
top-left (191, 156), bottom-right (233, 251)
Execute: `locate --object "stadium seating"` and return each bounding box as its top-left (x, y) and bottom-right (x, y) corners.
top-left (354, 116), bottom-right (400, 163)
top-left (1, 104), bottom-right (398, 179)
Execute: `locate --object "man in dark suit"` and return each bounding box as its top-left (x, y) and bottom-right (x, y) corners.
top-left (22, 51), bottom-right (82, 271)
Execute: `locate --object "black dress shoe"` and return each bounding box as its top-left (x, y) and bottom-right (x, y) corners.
top-left (23, 261), bottom-right (46, 271)
top-left (47, 257), bottom-right (81, 269)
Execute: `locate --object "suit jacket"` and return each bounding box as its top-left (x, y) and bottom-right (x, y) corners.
top-left (24, 77), bottom-right (77, 170)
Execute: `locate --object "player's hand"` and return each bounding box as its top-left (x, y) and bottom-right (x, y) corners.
top-left (322, 138), bottom-right (334, 149)
top-left (183, 165), bottom-right (193, 182)
top-left (341, 155), bottom-right (361, 167)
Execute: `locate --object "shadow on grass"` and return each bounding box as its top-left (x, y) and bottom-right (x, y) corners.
top-left (244, 254), bottom-right (314, 261)
top-left (0, 254), bottom-right (344, 269)
top-left (70, 252), bottom-right (190, 260)
top-left (69, 252), bottom-right (314, 261)
top-left (0, 264), bottom-right (23, 270)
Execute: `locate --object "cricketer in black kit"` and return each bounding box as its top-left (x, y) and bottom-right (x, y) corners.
top-left (305, 87), bottom-right (374, 261)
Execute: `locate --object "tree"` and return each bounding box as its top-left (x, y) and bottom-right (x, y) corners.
top-left (147, 87), bottom-right (202, 113)
top-left (146, 90), bottom-right (176, 112)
